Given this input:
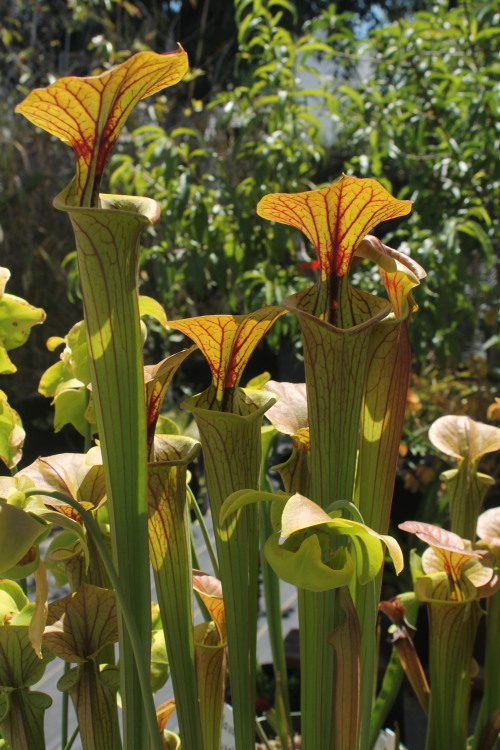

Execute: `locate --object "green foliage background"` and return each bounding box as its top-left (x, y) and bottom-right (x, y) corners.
top-left (1, 0), bottom-right (498, 398)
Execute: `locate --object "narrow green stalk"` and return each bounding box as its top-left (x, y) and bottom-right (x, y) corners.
top-left (356, 580), bottom-right (377, 750)
top-left (188, 486), bottom-right (220, 578)
top-left (472, 590), bottom-right (500, 750)
top-left (61, 661), bottom-right (70, 748)
top-left (259, 426), bottom-right (292, 726)
top-left (298, 588), bottom-right (338, 749)
top-left (255, 718), bottom-right (274, 750)
top-left (426, 601), bottom-right (481, 750)
top-left (260, 501), bottom-right (292, 720)
top-left (62, 724), bottom-right (80, 750)
top-left (370, 648), bottom-right (404, 748)
top-left (24, 489), bottom-right (162, 750)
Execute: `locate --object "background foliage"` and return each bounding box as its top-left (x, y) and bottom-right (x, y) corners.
top-left (0, 0), bottom-right (498, 417)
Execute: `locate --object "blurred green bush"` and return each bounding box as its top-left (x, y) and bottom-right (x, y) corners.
top-left (1, 0), bottom-right (498, 387)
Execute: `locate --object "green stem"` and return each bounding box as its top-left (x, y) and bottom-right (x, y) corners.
top-left (259, 426), bottom-right (292, 728)
top-left (24, 489), bottom-right (162, 750)
top-left (471, 589), bottom-right (500, 750)
top-left (184, 391), bottom-right (271, 750)
top-left (61, 661), bottom-right (70, 748)
top-left (370, 648), bottom-right (404, 748)
top-left (190, 528), bottom-right (213, 622)
top-left (62, 724), bottom-right (80, 750)
top-left (298, 588), bottom-right (337, 750)
top-left (260, 501), bottom-right (292, 721)
top-left (356, 580), bottom-right (377, 750)
top-left (425, 600), bottom-right (481, 750)
top-left (255, 718), bottom-right (274, 750)
top-left (188, 486), bottom-right (220, 578)
top-left (57, 194), bottom-right (154, 749)
top-left (297, 311), bottom-right (372, 750)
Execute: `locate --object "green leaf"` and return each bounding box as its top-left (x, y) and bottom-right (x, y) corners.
top-left (0, 390), bottom-right (25, 469)
top-left (0, 268), bottom-right (45, 374)
top-left (265, 531), bottom-right (354, 592)
top-left (0, 502), bottom-right (47, 575)
top-left (43, 584), bottom-right (118, 663)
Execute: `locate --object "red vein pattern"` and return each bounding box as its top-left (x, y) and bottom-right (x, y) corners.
top-left (257, 175), bottom-right (412, 280)
top-left (16, 48), bottom-right (188, 206)
top-left (169, 307), bottom-right (285, 404)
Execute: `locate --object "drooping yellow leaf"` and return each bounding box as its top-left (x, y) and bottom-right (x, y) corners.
top-left (257, 175), bottom-right (411, 281)
top-left (144, 348), bottom-right (196, 458)
top-left (168, 308), bottom-right (285, 405)
top-left (16, 49), bottom-right (188, 206)
top-left (355, 235), bottom-right (426, 320)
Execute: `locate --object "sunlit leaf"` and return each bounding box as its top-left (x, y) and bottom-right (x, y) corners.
top-left (144, 348), bottom-right (196, 457)
top-left (168, 308), bottom-right (285, 405)
top-left (0, 268), bottom-right (45, 374)
top-left (355, 234), bottom-right (425, 320)
top-left (399, 520), bottom-right (499, 602)
top-left (265, 531), bottom-right (354, 592)
top-left (257, 175), bottom-right (411, 281)
top-left (429, 415), bottom-right (500, 462)
top-left (0, 581), bottom-right (29, 624)
top-left (16, 49), bottom-right (189, 206)
top-left (19, 451), bottom-right (106, 509)
top-left (139, 295), bottom-right (168, 327)
top-left (477, 507), bottom-right (500, 548)
top-left (264, 381), bottom-right (308, 436)
top-left (0, 502), bottom-right (47, 575)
